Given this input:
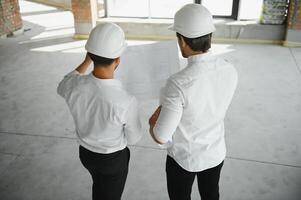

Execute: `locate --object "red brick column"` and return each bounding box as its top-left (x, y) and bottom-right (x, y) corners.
top-left (284, 0), bottom-right (301, 47)
top-left (71, 0), bottom-right (97, 37)
top-left (0, 0), bottom-right (23, 37)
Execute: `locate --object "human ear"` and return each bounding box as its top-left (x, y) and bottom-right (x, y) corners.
top-left (115, 57), bottom-right (120, 65)
top-left (113, 57), bottom-right (120, 70)
top-left (178, 36), bottom-right (186, 48)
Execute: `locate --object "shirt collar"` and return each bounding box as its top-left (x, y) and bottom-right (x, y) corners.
top-left (89, 73), bottom-right (123, 88)
top-left (187, 51), bottom-right (213, 65)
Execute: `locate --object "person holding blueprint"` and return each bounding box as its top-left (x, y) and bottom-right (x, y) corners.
top-left (149, 4), bottom-right (238, 200)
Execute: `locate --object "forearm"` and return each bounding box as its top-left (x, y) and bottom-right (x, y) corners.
top-left (75, 62), bottom-right (89, 74)
top-left (149, 124), bottom-right (164, 144)
top-left (150, 106), bottom-right (182, 144)
top-left (149, 106), bottom-right (165, 144)
top-left (76, 53), bottom-right (92, 74)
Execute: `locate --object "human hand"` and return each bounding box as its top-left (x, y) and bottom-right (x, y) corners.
top-left (148, 106), bottom-right (164, 144)
top-left (75, 52), bottom-right (92, 74)
top-left (149, 106), bottom-right (162, 126)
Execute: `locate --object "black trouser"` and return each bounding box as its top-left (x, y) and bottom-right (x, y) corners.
top-left (166, 155), bottom-right (224, 200)
top-left (79, 146), bottom-right (130, 200)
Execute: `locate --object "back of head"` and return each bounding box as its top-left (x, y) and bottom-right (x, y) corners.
top-left (176, 32), bottom-right (212, 53)
top-left (85, 22), bottom-right (127, 66)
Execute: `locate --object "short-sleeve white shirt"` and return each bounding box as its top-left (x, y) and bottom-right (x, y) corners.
top-left (154, 52), bottom-right (238, 172)
top-left (57, 71), bottom-right (142, 154)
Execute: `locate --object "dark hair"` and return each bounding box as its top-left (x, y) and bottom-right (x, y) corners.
top-left (177, 32), bottom-right (212, 52)
top-left (88, 52), bottom-right (115, 66)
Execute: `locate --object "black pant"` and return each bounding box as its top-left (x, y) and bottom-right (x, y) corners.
top-left (79, 146), bottom-right (130, 200)
top-left (166, 155), bottom-right (224, 200)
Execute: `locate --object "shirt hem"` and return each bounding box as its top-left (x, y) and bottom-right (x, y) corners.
top-left (167, 152), bottom-right (226, 172)
top-left (77, 139), bottom-right (127, 154)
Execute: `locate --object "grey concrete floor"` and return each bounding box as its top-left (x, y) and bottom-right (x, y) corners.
top-left (0, 1), bottom-right (301, 200)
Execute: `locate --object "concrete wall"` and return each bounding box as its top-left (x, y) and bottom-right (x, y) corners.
top-left (68, 0), bottom-right (298, 45)
top-left (29, 0), bottom-right (71, 10)
top-left (284, 0), bottom-right (301, 47)
top-left (96, 18), bottom-right (285, 45)
top-left (0, 0), bottom-right (23, 37)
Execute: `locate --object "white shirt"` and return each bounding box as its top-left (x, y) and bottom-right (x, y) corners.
top-left (57, 71), bottom-right (142, 154)
top-left (154, 52), bottom-right (238, 172)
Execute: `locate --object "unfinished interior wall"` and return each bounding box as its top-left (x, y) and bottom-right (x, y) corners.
top-left (68, 0), bottom-right (300, 45)
top-left (260, 0), bottom-right (288, 24)
top-left (71, 0), bottom-right (97, 36)
top-left (284, 0), bottom-right (301, 46)
top-left (0, 0), bottom-right (23, 37)
top-left (28, 0), bottom-right (71, 10)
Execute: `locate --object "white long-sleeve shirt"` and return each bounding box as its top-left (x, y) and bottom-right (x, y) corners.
top-left (57, 71), bottom-right (142, 154)
top-left (154, 52), bottom-right (238, 172)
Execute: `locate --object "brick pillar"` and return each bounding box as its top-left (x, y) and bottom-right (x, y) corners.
top-left (284, 0), bottom-right (301, 47)
top-left (71, 0), bottom-right (97, 37)
top-left (0, 0), bottom-right (23, 37)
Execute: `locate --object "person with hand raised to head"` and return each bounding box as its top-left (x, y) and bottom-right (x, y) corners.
top-left (57, 22), bottom-right (142, 200)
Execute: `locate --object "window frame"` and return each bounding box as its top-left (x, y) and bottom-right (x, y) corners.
top-left (103, 0), bottom-right (240, 20)
top-left (196, 0), bottom-right (240, 19)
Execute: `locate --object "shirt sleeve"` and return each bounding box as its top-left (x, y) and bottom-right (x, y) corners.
top-left (57, 70), bottom-right (80, 99)
top-left (153, 79), bottom-right (184, 143)
top-left (124, 97), bottom-right (143, 145)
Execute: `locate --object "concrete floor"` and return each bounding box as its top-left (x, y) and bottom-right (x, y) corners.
top-left (0, 1), bottom-right (301, 200)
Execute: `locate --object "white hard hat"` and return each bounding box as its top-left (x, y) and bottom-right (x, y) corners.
top-left (169, 4), bottom-right (215, 38)
top-left (85, 22), bottom-right (127, 59)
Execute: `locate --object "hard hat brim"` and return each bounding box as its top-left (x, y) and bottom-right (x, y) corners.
top-left (167, 24), bottom-right (215, 38)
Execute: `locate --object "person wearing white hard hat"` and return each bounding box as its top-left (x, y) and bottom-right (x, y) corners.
top-left (149, 4), bottom-right (238, 200)
top-left (57, 22), bottom-right (142, 200)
